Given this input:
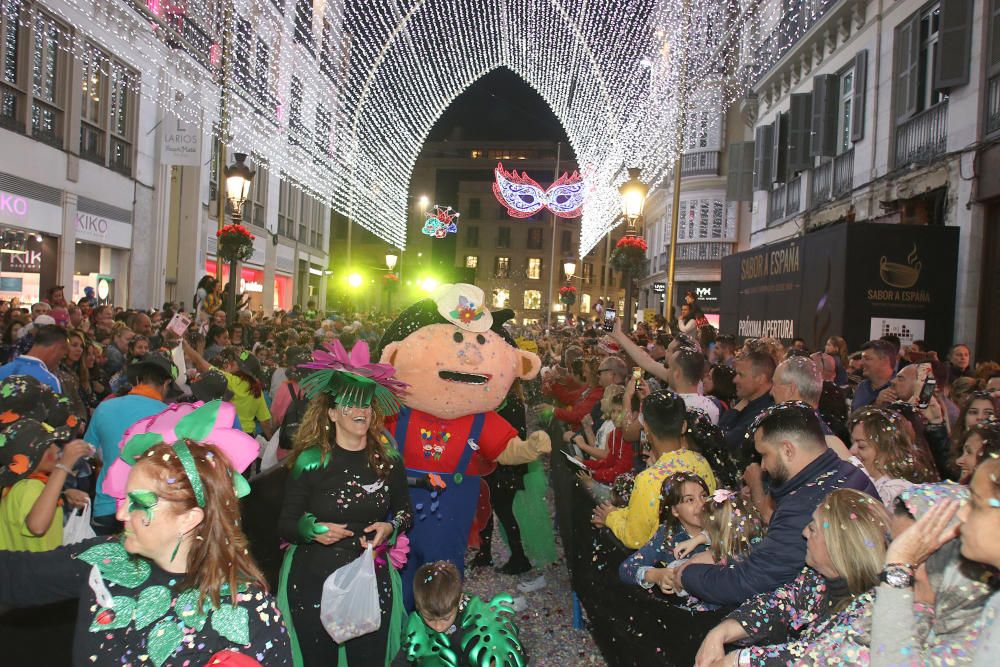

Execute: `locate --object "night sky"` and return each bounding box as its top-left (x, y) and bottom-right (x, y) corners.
top-left (426, 67), bottom-right (572, 146)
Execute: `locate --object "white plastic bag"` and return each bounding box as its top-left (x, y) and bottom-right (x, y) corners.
top-left (258, 431), bottom-right (281, 474)
top-left (63, 502), bottom-right (96, 545)
top-left (319, 544), bottom-right (381, 643)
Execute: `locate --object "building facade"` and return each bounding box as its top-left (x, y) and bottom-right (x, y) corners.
top-left (732, 0), bottom-right (996, 357)
top-left (0, 0), bottom-right (331, 313)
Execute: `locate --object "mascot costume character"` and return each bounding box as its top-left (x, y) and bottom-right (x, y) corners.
top-left (377, 283), bottom-right (551, 608)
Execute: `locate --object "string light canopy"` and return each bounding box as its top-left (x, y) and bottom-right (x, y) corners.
top-left (2, 0), bottom-right (822, 253)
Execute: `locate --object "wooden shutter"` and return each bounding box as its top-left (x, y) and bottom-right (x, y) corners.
top-left (787, 94), bottom-right (813, 172)
top-left (753, 125), bottom-right (774, 191)
top-left (771, 112), bottom-right (789, 183)
top-left (851, 49), bottom-right (868, 142)
top-left (990, 0), bottom-right (1000, 77)
top-left (810, 75), bottom-right (838, 157)
top-left (937, 0), bottom-right (973, 90)
top-left (895, 13), bottom-right (920, 121)
top-left (726, 141), bottom-right (755, 201)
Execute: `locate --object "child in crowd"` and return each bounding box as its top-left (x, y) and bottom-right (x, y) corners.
top-left (672, 488), bottom-right (765, 564)
top-left (0, 419), bottom-right (92, 551)
top-left (619, 472), bottom-right (710, 589)
top-left (403, 561), bottom-right (527, 667)
top-left (572, 387), bottom-right (633, 482)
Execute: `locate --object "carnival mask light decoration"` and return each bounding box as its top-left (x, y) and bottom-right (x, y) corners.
top-left (492, 163), bottom-right (585, 219)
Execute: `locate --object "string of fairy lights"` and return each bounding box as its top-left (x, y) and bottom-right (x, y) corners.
top-left (1, 0), bottom-right (828, 254)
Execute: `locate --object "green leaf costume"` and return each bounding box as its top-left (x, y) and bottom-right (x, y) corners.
top-left (403, 594), bottom-right (526, 667)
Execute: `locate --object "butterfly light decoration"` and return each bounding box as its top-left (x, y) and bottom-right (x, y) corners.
top-left (421, 205), bottom-right (460, 238)
top-left (492, 162), bottom-right (585, 219)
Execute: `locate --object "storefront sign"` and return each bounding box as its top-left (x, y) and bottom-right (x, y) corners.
top-left (675, 281), bottom-right (721, 313)
top-left (652, 282), bottom-right (666, 293)
top-left (240, 279), bottom-right (264, 293)
top-left (721, 223), bottom-right (958, 351)
top-left (0, 235), bottom-right (42, 272)
top-left (0, 191), bottom-right (62, 235)
top-left (75, 213), bottom-right (133, 249)
top-left (161, 113), bottom-right (202, 166)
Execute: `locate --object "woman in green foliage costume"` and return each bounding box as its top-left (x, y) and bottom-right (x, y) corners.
top-left (0, 401), bottom-right (291, 666)
top-left (277, 340), bottom-right (412, 666)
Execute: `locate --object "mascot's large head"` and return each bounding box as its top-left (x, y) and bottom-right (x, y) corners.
top-left (377, 284), bottom-right (541, 420)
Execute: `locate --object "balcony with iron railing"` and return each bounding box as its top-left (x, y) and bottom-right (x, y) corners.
top-left (832, 148), bottom-right (854, 196)
top-left (681, 151), bottom-right (720, 177)
top-left (812, 159), bottom-right (833, 205)
top-left (987, 73), bottom-right (1000, 137)
top-left (894, 101), bottom-right (948, 168)
top-left (768, 177), bottom-right (803, 225)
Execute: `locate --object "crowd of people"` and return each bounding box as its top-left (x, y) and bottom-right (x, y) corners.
top-left (0, 279), bottom-right (998, 666)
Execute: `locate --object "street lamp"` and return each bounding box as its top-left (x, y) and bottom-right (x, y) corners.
top-left (418, 195), bottom-right (430, 209)
top-left (385, 251), bottom-right (399, 313)
top-left (563, 260), bottom-right (576, 280)
top-left (618, 167), bottom-right (649, 235)
top-left (618, 167), bottom-right (648, 332)
top-left (223, 153), bottom-right (254, 323)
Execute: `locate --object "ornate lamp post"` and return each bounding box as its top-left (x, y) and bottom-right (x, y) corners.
top-left (385, 250), bottom-right (399, 312)
top-left (617, 167), bottom-right (649, 331)
top-left (222, 153), bottom-right (254, 323)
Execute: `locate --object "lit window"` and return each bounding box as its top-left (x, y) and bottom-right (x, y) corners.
top-left (471, 150), bottom-right (483, 158)
top-left (581, 294), bottom-right (591, 313)
top-left (523, 290), bottom-right (542, 310)
top-left (465, 255), bottom-right (478, 268)
top-left (492, 288), bottom-right (509, 308)
top-left (494, 257), bottom-right (510, 278)
top-left (527, 258), bottom-right (542, 280)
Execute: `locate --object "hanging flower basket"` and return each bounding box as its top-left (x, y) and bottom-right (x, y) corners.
top-left (559, 285), bottom-right (577, 305)
top-left (609, 236), bottom-right (648, 277)
top-left (216, 224), bottom-right (255, 263)
top-left (383, 273), bottom-right (399, 290)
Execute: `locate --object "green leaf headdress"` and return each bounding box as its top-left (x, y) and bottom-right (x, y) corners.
top-left (298, 340), bottom-right (408, 417)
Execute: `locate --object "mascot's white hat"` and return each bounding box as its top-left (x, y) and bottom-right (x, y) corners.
top-left (434, 283), bottom-right (493, 333)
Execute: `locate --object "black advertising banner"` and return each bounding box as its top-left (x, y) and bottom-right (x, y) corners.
top-left (843, 223), bottom-right (958, 354)
top-left (720, 237), bottom-right (803, 340)
top-left (720, 223), bottom-right (958, 352)
top-left (674, 281), bottom-right (721, 314)
top-left (0, 235), bottom-right (42, 273)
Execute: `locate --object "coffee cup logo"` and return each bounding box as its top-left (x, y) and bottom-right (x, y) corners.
top-left (880, 243), bottom-right (922, 288)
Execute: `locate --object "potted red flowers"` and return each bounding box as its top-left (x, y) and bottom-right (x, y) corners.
top-left (559, 285), bottom-right (577, 305)
top-left (216, 224), bottom-right (255, 263)
top-left (609, 236), bottom-right (648, 276)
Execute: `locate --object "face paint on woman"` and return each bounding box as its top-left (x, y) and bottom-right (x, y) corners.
top-left (127, 490), bottom-right (159, 526)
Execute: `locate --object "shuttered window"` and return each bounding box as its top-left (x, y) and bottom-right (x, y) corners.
top-left (771, 112), bottom-right (789, 184)
top-left (851, 50), bottom-right (868, 143)
top-left (753, 124), bottom-right (774, 191)
top-left (726, 141), bottom-right (755, 201)
top-left (787, 94), bottom-right (813, 172)
top-left (811, 74), bottom-right (839, 157)
top-left (936, 0), bottom-right (973, 89)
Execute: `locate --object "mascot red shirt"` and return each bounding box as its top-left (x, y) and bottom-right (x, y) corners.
top-left (378, 284), bottom-right (550, 609)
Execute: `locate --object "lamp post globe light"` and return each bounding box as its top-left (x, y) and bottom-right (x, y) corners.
top-left (617, 167), bottom-right (648, 332)
top-left (618, 167), bottom-right (649, 235)
top-left (563, 260), bottom-right (576, 280)
top-left (223, 153), bottom-right (254, 323)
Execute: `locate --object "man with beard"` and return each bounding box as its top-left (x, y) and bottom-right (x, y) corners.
top-left (662, 403), bottom-right (877, 607)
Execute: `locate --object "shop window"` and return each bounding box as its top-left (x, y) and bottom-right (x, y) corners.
top-left (527, 228), bottom-right (543, 249)
top-left (523, 289), bottom-right (541, 310)
top-left (464, 255), bottom-right (478, 269)
top-left (492, 288), bottom-right (509, 308)
top-left (581, 294), bottom-right (591, 313)
top-left (30, 10), bottom-right (67, 147)
top-left (494, 256), bottom-right (509, 279)
top-left (527, 257), bottom-right (542, 280)
top-left (0, 0), bottom-right (25, 130)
